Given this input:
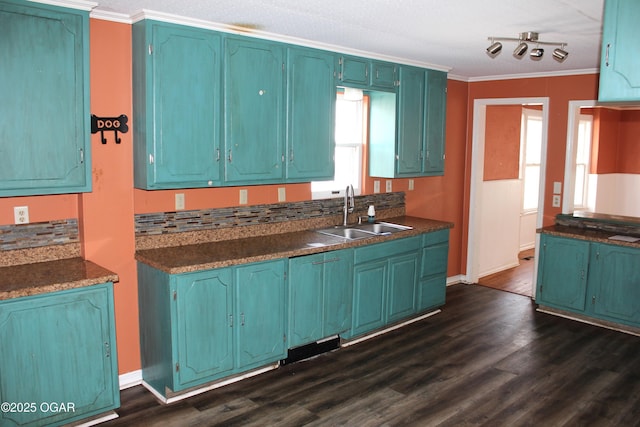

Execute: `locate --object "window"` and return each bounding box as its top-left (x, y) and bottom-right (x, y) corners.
top-left (520, 108), bottom-right (542, 212)
top-left (573, 114), bottom-right (593, 209)
top-left (311, 90), bottom-right (367, 199)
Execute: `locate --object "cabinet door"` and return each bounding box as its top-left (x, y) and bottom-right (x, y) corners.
top-left (288, 254), bottom-right (325, 348)
top-left (145, 23), bottom-right (222, 188)
top-left (351, 260), bottom-right (387, 336)
top-left (174, 268), bottom-right (233, 388)
top-left (323, 249), bottom-right (354, 336)
top-left (598, 0), bottom-right (640, 102)
top-left (396, 66), bottom-right (425, 176)
top-left (0, 285), bottom-right (118, 427)
top-left (371, 61), bottom-right (397, 89)
top-left (0, 2), bottom-right (90, 196)
top-left (224, 38), bottom-right (285, 184)
top-left (339, 56), bottom-right (370, 86)
top-left (590, 243), bottom-right (640, 325)
top-left (423, 70), bottom-right (447, 175)
top-left (235, 260), bottom-right (286, 369)
top-left (286, 48), bottom-right (336, 181)
top-left (537, 235), bottom-right (589, 312)
top-left (387, 252), bottom-right (419, 322)
top-left (418, 230), bottom-right (449, 312)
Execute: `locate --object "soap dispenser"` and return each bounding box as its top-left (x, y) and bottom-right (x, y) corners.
top-left (367, 205), bottom-right (376, 223)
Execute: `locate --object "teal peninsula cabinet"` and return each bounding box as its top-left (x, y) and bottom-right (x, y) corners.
top-left (537, 231), bottom-right (640, 330)
top-left (0, 0), bottom-right (91, 196)
top-left (133, 20), bottom-right (223, 189)
top-left (598, 0), bottom-right (640, 102)
top-left (0, 283), bottom-right (119, 427)
top-left (137, 259), bottom-right (287, 400)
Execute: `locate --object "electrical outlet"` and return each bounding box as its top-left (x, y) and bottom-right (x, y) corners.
top-left (175, 193), bottom-right (185, 210)
top-left (14, 206), bottom-right (29, 224)
top-left (386, 180), bottom-right (392, 192)
top-left (373, 180), bottom-right (380, 193)
top-left (239, 189), bottom-right (248, 205)
top-left (552, 195), bottom-right (561, 207)
top-left (408, 179), bottom-right (415, 191)
top-left (278, 187), bottom-right (286, 202)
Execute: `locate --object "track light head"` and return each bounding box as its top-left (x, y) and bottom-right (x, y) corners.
top-left (530, 47), bottom-right (544, 59)
top-left (552, 47), bottom-right (569, 62)
top-left (513, 42), bottom-right (528, 58)
top-left (486, 41), bottom-right (502, 56)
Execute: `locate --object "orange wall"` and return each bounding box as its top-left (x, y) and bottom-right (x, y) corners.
top-left (483, 105), bottom-right (522, 181)
top-left (592, 108), bottom-right (620, 174)
top-left (618, 110), bottom-right (640, 174)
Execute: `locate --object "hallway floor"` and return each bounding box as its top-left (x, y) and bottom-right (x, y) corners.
top-left (477, 249), bottom-right (535, 297)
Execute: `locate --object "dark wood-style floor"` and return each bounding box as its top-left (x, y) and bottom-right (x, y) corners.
top-left (104, 282), bottom-right (640, 427)
top-left (478, 249), bottom-right (535, 297)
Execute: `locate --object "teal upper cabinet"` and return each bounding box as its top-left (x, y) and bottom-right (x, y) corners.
top-left (423, 70), bottom-right (447, 175)
top-left (536, 234), bottom-right (590, 312)
top-left (133, 21), bottom-right (222, 189)
top-left (224, 37), bottom-right (285, 184)
top-left (396, 66), bottom-right (426, 176)
top-left (286, 47), bottom-right (336, 181)
top-left (598, 0), bottom-right (640, 102)
top-left (0, 283), bottom-right (119, 427)
top-left (369, 66), bottom-right (447, 178)
top-left (0, 1), bottom-right (90, 196)
top-left (370, 61), bottom-right (397, 90)
top-left (338, 55), bottom-right (370, 87)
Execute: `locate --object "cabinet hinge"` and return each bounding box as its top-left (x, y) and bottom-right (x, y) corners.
top-left (596, 252), bottom-right (600, 260)
top-left (282, 62), bottom-right (285, 72)
top-left (592, 295), bottom-right (596, 305)
top-left (283, 334), bottom-right (287, 342)
top-left (148, 44), bottom-right (153, 55)
top-left (175, 363), bottom-right (179, 372)
top-left (540, 285), bottom-right (543, 293)
top-left (284, 271), bottom-right (287, 280)
top-left (338, 57), bottom-right (343, 66)
top-left (173, 290), bottom-right (177, 301)
top-left (105, 341), bottom-right (111, 358)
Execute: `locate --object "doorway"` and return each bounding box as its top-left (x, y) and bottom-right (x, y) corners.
top-left (467, 97), bottom-right (549, 298)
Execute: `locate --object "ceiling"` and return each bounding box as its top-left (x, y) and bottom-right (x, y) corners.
top-left (91, 0), bottom-right (606, 81)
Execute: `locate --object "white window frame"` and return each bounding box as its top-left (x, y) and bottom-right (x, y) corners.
top-left (573, 114), bottom-right (593, 210)
top-left (520, 108), bottom-right (543, 213)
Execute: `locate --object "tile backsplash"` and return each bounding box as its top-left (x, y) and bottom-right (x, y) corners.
top-left (135, 192), bottom-right (405, 237)
top-left (0, 219), bottom-right (79, 251)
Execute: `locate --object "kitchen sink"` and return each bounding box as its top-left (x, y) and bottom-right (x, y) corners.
top-left (355, 221), bottom-right (413, 235)
top-left (315, 222), bottom-right (412, 240)
top-left (315, 226), bottom-right (377, 240)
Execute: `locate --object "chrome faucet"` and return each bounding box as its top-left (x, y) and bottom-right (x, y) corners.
top-left (343, 184), bottom-right (355, 226)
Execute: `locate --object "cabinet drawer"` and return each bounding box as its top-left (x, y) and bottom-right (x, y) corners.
top-left (422, 229), bottom-right (449, 246)
top-left (354, 236), bottom-right (421, 264)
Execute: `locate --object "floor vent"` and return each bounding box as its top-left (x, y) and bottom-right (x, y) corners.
top-left (281, 336), bottom-right (340, 365)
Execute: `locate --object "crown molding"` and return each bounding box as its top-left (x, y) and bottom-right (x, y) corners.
top-left (90, 9), bottom-right (132, 23)
top-left (467, 68), bottom-right (599, 83)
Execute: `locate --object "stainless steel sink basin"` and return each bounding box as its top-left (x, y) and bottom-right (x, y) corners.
top-left (355, 221), bottom-right (413, 235)
top-left (315, 222), bottom-right (412, 240)
top-left (315, 226), bottom-right (377, 240)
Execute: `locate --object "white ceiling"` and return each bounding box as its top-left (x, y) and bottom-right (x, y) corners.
top-left (91, 0), bottom-right (605, 81)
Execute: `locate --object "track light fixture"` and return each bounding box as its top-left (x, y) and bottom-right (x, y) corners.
top-left (486, 32), bottom-right (569, 62)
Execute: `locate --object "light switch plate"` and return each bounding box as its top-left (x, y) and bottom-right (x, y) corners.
top-left (553, 181), bottom-right (562, 194)
top-left (239, 189), bottom-right (248, 205)
top-left (14, 206), bottom-right (29, 224)
top-left (373, 180), bottom-right (380, 193)
top-left (386, 180), bottom-right (392, 192)
top-left (278, 187), bottom-right (286, 202)
top-left (408, 179), bottom-right (414, 191)
top-left (175, 193), bottom-right (185, 210)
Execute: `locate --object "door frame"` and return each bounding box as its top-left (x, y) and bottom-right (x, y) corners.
top-left (466, 97), bottom-right (550, 294)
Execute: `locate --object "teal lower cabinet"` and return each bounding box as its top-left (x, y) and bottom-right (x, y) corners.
top-left (137, 259), bottom-right (286, 398)
top-left (288, 249), bottom-right (353, 348)
top-left (537, 234), bottom-right (640, 329)
top-left (344, 236), bottom-right (422, 338)
top-left (589, 243), bottom-right (640, 327)
top-left (418, 229), bottom-right (449, 311)
top-left (0, 283), bottom-right (119, 427)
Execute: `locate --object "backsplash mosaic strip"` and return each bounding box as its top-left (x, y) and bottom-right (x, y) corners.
top-left (0, 219), bottom-right (79, 251)
top-left (135, 192), bottom-right (405, 236)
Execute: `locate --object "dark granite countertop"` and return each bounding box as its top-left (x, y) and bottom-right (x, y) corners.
top-left (0, 257), bottom-right (119, 301)
top-left (538, 225), bottom-right (640, 248)
top-left (136, 216), bottom-right (453, 274)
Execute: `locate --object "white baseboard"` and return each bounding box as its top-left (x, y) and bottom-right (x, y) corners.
top-left (446, 274), bottom-right (465, 286)
top-left (119, 370), bottom-right (143, 390)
